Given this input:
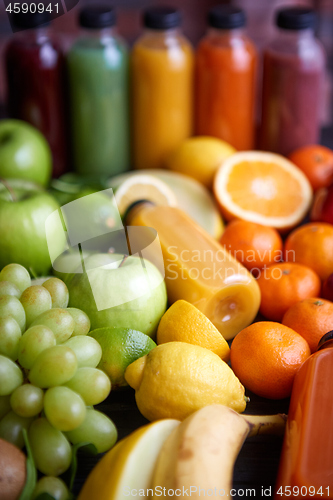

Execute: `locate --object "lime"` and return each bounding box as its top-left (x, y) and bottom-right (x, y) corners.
top-left (89, 327), bottom-right (156, 389)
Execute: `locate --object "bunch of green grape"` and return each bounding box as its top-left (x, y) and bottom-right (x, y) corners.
top-left (0, 263), bottom-right (117, 492)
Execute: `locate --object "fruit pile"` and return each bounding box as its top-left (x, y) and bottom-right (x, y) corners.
top-left (1, 120), bottom-right (333, 498)
top-left (0, 263), bottom-right (117, 498)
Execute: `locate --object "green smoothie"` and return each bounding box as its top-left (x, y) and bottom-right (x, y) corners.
top-left (67, 7), bottom-right (129, 178)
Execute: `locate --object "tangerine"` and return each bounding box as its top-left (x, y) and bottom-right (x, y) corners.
top-left (282, 297), bottom-right (333, 353)
top-left (220, 220), bottom-right (283, 272)
top-left (288, 144), bottom-right (333, 191)
top-left (257, 262), bottom-right (321, 322)
top-left (230, 321), bottom-right (311, 399)
top-left (284, 222), bottom-right (333, 281)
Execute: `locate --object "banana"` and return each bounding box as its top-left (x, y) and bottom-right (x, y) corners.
top-left (152, 405), bottom-right (287, 499)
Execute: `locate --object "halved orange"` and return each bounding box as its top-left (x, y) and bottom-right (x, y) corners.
top-left (213, 151), bottom-right (313, 231)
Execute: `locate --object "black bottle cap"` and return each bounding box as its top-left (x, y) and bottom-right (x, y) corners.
top-left (143, 7), bottom-right (181, 30)
top-left (276, 8), bottom-right (316, 30)
top-left (10, 11), bottom-right (51, 30)
top-left (79, 5), bottom-right (116, 29)
top-left (208, 6), bottom-right (246, 30)
top-left (317, 330), bottom-right (333, 351)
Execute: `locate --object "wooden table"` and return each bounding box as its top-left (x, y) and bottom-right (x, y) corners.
top-left (72, 380), bottom-right (290, 498)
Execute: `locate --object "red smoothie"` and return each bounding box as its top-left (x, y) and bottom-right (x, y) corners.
top-left (260, 8), bottom-right (325, 156)
top-left (5, 14), bottom-right (68, 178)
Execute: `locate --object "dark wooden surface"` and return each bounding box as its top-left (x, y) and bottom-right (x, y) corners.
top-left (72, 388), bottom-right (290, 499)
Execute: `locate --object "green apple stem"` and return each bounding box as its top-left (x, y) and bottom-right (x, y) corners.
top-left (0, 178), bottom-right (16, 202)
top-left (119, 255), bottom-right (128, 268)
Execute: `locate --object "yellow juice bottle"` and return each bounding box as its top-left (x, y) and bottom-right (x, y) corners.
top-left (131, 7), bottom-right (193, 170)
top-left (126, 202), bottom-right (261, 340)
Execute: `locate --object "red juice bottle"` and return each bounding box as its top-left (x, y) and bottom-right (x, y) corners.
top-left (260, 8), bottom-right (325, 156)
top-left (4, 11), bottom-right (68, 178)
top-left (274, 330), bottom-right (333, 499)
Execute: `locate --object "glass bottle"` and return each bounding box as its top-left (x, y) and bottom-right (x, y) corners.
top-left (126, 201), bottom-right (261, 340)
top-left (132, 7), bottom-right (194, 170)
top-left (5, 11), bottom-right (68, 178)
top-left (260, 8), bottom-right (326, 156)
top-left (195, 6), bottom-right (257, 150)
top-left (66, 5), bottom-right (129, 178)
top-left (275, 330), bottom-right (333, 499)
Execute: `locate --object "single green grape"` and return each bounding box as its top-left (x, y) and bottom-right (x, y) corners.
top-left (10, 384), bottom-right (44, 418)
top-left (67, 308), bottom-right (90, 336)
top-left (42, 278), bottom-right (69, 309)
top-left (66, 408), bottom-right (118, 454)
top-left (44, 386), bottom-right (86, 431)
top-left (31, 308), bottom-right (75, 343)
top-left (29, 418), bottom-right (72, 476)
top-left (18, 325), bottom-right (56, 369)
top-left (32, 476), bottom-right (70, 500)
top-left (0, 317), bottom-right (22, 360)
top-left (0, 263), bottom-right (31, 294)
top-left (0, 354), bottom-right (23, 396)
top-left (0, 281), bottom-right (21, 299)
top-left (0, 295), bottom-right (26, 332)
top-left (20, 285), bottom-right (52, 327)
top-left (29, 346), bottom-right (78, 388)
top-left (0, 395), bottom-right (11, 419)
top-left (0, 410), bottom-right (34, 449)
top-left (65, 367), bottom-right (111, 406)
top-left (63, 336), bottom-right (102, 368)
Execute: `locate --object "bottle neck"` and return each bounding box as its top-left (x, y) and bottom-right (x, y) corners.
top-left (124, 200), bottom-right (154, 225)
top-left (14, 25), bottom-right (51, 45)
top-left (80, 26), bottom-right (116, 40)
top-left (275, 27), bottom-right (315, 43)
top-left (142, 27), bottom-right (181, 40)
top-left (207, 27), bottom-right (245, 38)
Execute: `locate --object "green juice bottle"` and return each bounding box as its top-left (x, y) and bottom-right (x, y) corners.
top-left (67, 6), bottom-right (130, 178)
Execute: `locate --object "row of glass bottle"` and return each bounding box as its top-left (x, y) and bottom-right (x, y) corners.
top-left (4, 5), bottom-right (326, 178)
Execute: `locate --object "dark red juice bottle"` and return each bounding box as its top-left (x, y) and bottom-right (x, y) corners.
top-left (260, 8), bottom-right (325, 156)
top-left (4, 11), bottom-right (68, 178)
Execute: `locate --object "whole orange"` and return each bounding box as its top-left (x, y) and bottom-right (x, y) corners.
top-left (257, 262), bottom-right (321, 322)
top-left (230, 321), bottom-right (311, 399)
top-left (282, 298), bottom-right (333, 353)
top-left (289, 145), bottom-right (333, 191)
top-left (220, 220), bottom-right (283, 272)
top-left (284, 222), bottom-right (333, 281)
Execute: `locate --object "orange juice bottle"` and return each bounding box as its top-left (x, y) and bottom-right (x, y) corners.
top-left (126, 202), bottom-right (261, 340)
top-left (195, 6), bottom-right (257, 150)
top-left (274, 331), bottom-right (333, 499)
top-left (131, 7), bottom-right (193, 170)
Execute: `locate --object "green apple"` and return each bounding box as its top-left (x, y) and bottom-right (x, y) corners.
top-left (0, 180), bottom-right (65, 275)
top-left (0, 119), bottom-right (52, 187)
top-left (65, 253), bottom-right (167, 339)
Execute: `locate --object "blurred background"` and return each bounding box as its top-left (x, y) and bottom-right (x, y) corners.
top-left (0, 0), bottom-right (332, 136)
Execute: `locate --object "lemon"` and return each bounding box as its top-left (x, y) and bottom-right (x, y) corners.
top-left (165, 136), bottom-right (236, 188)
top-left (125, 342), bottom-right (246, 421)
top-left (89, 327), bottom-right (156, 389)
top-left (157, 300), bottom-right (230, 361)
top-left (78, 419), bottom-right (180, 500)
